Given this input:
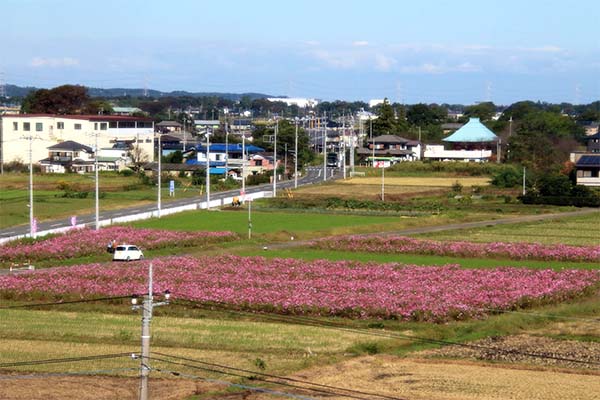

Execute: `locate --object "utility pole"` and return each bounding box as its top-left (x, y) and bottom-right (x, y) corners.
top-left (370, 117), bottom-right (374, 167)
top-left (225, 118), bottom-right (229, 179)
top-left (206, 128), bottom-right (211, 208)
top-left (381, 163), bottom-right (385, 202)
top-left (323, 112), bottom-right (327, 182)
top-left (294, 119), bottom-right (298, 189)
top-left (248, 199), bottom-right (252, 239)
top-left (349, 115), bottom-right (355, 175)
top-left (26, 133), bottom-right (36, 238)
top-left (93, 131), bottom-right (100, 230)
top-left (131, 262), bottom-right (170, 400)
top-left (522, 166), bottom-right (527, 196)
top-left (241, 134), bottom-right (246, 200)
top-left (157, 133), bottom-right (162, 218)
top-left (284, 142), bottom-right (287, 181)
top-left (273, 119), bottom-right (278, 197)
top-left (342, 115), bottom-right (346, 179)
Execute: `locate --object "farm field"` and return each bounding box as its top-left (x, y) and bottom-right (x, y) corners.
top-left (417, 211), bottom-right (600, 246)
top-left (1, 172), bottom-right (599, 399)
top-left (0, 173), bottom-right (204, 228)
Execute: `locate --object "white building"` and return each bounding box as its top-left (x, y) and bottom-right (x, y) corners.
top-left (423, 145), bottom-right (492, 162)
top-left (368, 99), bottom-right (385, 108)
top-left (267, 98), bottom-right (319, 108)
top-left (0, 114), bottom-right (155, 165)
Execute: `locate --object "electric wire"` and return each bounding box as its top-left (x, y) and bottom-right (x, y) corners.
top-left (0, 367), bottom-right (137, 380)
top-left (0, 353), bottom-right (134, 369)
top-left (186, 300), bottom-right (600, 366)
top-left (153, 367), bottom-right (316, 400)
top-left (0, 295), bottom-right (135, 310)
top-left (148, 355), bottom-right (402, 400)
top-left (153, 352), bottom-right (405, 400)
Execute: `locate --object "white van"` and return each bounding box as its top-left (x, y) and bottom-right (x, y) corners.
top-left (112, 245), bottom-right (144, 261)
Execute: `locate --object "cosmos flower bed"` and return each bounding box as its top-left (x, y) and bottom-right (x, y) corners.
top-left (1, 256), bottom-right (598, 321)
top-left (310, 235), bottom-right (600, 262)
top-left (0, 227), bottom-right (238, 265)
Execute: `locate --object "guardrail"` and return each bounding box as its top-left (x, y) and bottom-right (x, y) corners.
top-left (0, 191), bottom-right (271, 245)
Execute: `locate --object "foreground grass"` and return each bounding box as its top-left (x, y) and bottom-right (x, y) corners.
top-left (0, 294), bottom-right (598, 377)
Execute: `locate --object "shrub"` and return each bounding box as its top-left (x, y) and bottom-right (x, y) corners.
top-left (491, 167), bottom-right (522, 188)
top-left (118, 169), bottom-right (135, 177)
top-left (451, 181), bottom-right (463, 193)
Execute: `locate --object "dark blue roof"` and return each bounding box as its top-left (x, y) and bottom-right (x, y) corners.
top-left (576, 155), bottom-right (600, 167)
top-left (192, 143), bottom-right (264, 153)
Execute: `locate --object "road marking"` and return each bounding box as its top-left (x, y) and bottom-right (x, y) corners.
top-left (50, 223), bottom-right (62, 227)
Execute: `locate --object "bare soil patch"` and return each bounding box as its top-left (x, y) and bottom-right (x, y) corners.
top-left (0, 374), bottom-right (216, 400)
top-left (420, 334), bottom-right (600, 370)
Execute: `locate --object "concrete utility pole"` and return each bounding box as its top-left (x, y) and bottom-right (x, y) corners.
top-left (381, 163), bottom-right (385, 201)
top-left (350, 115), bottom-right (355, 175)
top-left (157, 133), bottom-right (162, 218)
top-left (241, 134), bottom-right (246, 200)
top-left (94, 131), bottom-right (100, 230)
top-left (323, 112), bottom-right (327, 182)
top-left (294, 119), bottom-right (298, 189)
top-left (225, 119), bottom-right (229, 179)
top-left (27, 133), bottom-right (35, 238)
top-left (206, 128), bottom-right (211, 208)
top-left (284, 142), bottom-right (287, 181)
top-left (342, 115), bottom-right (346, 179)
top-left (273, 119), bottom-right (278, 197)
top-left (132, 263), bottom-right (170, 400)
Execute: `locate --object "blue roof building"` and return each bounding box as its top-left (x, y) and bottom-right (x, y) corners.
top-left (443, 118), bottom-right (498, 143)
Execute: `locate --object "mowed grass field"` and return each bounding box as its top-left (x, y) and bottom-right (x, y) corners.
top-left (417, 211), bottom-right (600, 246)
top-left (0, 173), bottom-right (204, 228)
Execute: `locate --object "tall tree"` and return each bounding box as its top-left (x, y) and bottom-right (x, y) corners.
top-left (21, 85), bottom-right (90, 114)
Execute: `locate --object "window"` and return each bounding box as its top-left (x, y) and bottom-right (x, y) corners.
top-left (74, 123), bottom-right (82, 130)
top-left (36, 122), bottom-right (43, 131)
top-left (12, 122), bottom-right (18, 131)
top-left (118, 121), bottom-right (135, 129)
top-left (137, 121), bottom-right (152, 128)
top-left (100, 122), bottom-right (107, 130)
top-left (23, 122), bottom-right (30, 131)
top-left (109, 121), bottom-right (117, 128)
top-left (94, 123), bottom-right (98, 130)
top-left (57, 122), bottom-right (64, 129)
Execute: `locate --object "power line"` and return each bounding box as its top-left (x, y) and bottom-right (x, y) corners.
top-left (0, 353), bottom-right (134, 369)
top-left (148, 355), bottom-right (400, 400)
top-left (0, 368), bottom-right (137, 380)
top-left (154, 367), bottom-right (316, 400)
top-left (0, 295), bottom-right (135, 310)
top-left (188, 301), bottom-right (600, 367)
top-left (153, 352), bottom-right (405, 400)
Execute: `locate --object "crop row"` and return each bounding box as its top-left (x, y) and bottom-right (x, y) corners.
top-left (1, 256), bottom-right (597, 321)
top-left (310, 235), bottom-right (600, 262)
top-left (0, 226), bottom-right (238, 265)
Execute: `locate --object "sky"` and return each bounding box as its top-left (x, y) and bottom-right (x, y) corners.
top-left (2, 0), bottom-right (599, 105)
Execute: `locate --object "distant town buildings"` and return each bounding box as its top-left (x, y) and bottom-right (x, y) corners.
top-left (267, 97), bottom-right (319, 108)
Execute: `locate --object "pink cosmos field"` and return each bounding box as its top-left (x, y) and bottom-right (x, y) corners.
top-left (0, 226), bottom-right (238, 265)
top-left (311, 235), bottom-right (600, 262)
top-left (1, 255), bottom-right (597, 321)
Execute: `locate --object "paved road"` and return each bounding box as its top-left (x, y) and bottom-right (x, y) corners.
top-left (0, 166), bottom-right (338, 240)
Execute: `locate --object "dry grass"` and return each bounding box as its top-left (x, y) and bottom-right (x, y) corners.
top-left (339, 176), bottom-right (491, 187)
top-left (249, 355), bottom-right (600, 400)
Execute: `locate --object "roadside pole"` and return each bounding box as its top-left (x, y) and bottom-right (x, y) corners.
top-left (248, 199), bottom-right (252, 239)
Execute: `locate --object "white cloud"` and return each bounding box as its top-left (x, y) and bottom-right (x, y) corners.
top-left (520, 45), bottom-right (563, 53)
top-left (311, 49), bottom-right (358, 69)
top-left (30, 57), bottom-right (79, 67)
top-left (374, 53), bottom-right (396, 71)
top-left (399, 62), bottom-right (481, 74)
top-left (352, 40), bottom-right (369, 47)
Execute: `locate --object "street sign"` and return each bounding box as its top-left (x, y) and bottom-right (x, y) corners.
top-left (169, 180), bottom-right (175, 197)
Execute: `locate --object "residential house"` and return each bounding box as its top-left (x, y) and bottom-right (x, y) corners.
top-left (39, 140), bottom-right (95, 173)
top-left (357, 134), bottom-right (421, 164)
top-left (574, 154), bottom-right (600, 187)
top-left (194, 120), bottom-right (220, 134)
top-left (156, 120), bottom-right (183, 133)
top-left (112, 107), bottom-right (143, 116)
top-left (586, 131), bottom-right (600, 153)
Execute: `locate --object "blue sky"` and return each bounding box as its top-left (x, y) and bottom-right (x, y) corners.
top-left (2, 0), bottom-right (599, 104)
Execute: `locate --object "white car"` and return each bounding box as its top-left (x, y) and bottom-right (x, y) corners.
top-left (112, 244), bottom-right (144, 261)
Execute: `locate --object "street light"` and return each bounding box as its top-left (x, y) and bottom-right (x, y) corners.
top-left (273, 118), bottom-right (278, 197)
top-left (206, 127), bottom-right (211, 208)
